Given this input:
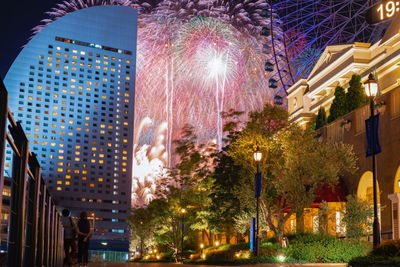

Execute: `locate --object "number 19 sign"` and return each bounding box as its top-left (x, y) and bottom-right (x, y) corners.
top-left (366, 0), bottom-right (400, 24)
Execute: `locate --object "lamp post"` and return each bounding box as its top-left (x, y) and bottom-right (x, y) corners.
top-left (254, 147), bottom-right (262, 256)
top-left (364, 73), bottom-right (381, 247)
top-left (180, 208), bottom-right (186, 261)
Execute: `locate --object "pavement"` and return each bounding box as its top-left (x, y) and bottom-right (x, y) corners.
top-left (86, 263), bottom-right (348, 267)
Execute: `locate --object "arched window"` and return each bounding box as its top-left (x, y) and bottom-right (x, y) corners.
top-left (393, 166), bottom-right (400, 193)
top-left (357, 171), bottom-right (380, 204)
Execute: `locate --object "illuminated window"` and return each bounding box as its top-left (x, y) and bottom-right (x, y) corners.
top-left (57, 187), bottom-right (62, 191)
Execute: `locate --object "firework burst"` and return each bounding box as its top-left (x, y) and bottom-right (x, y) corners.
top-left (32, 0), bottom-right (278, 206)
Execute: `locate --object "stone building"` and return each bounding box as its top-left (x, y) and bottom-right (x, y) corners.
top-left (287, 15), bottom-right (400, 239)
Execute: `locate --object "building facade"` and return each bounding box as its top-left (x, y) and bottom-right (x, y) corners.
top-left (287, 15), bottom-right (400, 239)
top-left (4, 6), bottom-right (138, 249)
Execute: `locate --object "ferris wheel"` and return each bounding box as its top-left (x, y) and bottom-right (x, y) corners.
top-left (263, 0), bottom-right (388, 104)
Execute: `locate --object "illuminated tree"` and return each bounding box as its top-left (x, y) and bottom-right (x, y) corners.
top-left (328, 86), bottom-right (347, 123)
top-left (346, 74), bottom-right (367, 112)
top-left (228, 105), bottom-right (357, 245)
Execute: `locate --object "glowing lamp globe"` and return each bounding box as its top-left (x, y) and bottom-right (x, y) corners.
top-left (181, 208), bottom-right (186, 214)
top-left (364, 73), bottom-right (378, 97)
top-left (254, 147), bottom-right (262, 162)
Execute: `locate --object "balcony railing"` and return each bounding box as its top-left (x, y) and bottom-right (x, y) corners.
top-left (0, 79), bottom-right (63, 267)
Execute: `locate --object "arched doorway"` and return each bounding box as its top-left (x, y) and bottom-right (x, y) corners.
top-left (357, 171), bottom-right (380, 204)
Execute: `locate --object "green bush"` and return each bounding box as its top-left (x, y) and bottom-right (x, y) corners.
top-left (188, 256), bottom-right (297, 265)
top-left (349, 255), bottom-right (400, 266)
top-left (203, 242), bottom-right (249, 253)
top-left (349, 240), bottom-right (400, 266)
top-left (372, 240), bottom-right (400, 257)
top-left (205, 249), bottom-right (236, 261)
top-left (287, 234), bottom-right (370, 263)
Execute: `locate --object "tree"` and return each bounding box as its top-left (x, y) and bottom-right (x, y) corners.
top-left (346, 74), bottom-right (367, 112)
top-left (318, 201), bottom-right (336, 234)
top-left (342, 195), bottom-right (374, 239)
top-left (128, 207), bottom-right (156, 255)
top-left (315, 107), bottom-right (327, 129)
top-left (263, 125), bottom-right (356, 243)
top-left (172, 125), bottom-right (216, 246)
top-left (227, 105), bottom-right (357, 245)
top-left (328, 86), bottom-right (347, 123)
top-left (208, 153), bottom-right (244, 236)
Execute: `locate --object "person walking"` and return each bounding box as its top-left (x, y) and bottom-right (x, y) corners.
top-left (76, 211), bottom-right (92, 267)
top-left (61, 209), bottom-right (76, 266)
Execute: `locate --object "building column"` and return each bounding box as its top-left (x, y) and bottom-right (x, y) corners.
top-left (388, 193), bottom-right (400, 240)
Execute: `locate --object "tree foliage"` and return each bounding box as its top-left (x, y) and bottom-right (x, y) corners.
top-left (328, 86), bottom-right (347, 123)
top-left (227, 104), bottom-right (357, 244)
top-left (316, 106), bottom-right (328, 129)
top-left (128, 103), bottom-right (359, 251)
top-left (342, 195), bottom-right (374, 239)
top-left (346, 74), bottom-right (367, 112)
top-left (129, 125), bottom-right (215, 257)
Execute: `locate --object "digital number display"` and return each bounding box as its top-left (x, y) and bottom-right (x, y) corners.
top-left (366, 0), bottom-right (400, 24)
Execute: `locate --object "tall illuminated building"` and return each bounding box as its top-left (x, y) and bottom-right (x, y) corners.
top-left (4, 6), bottom-right (137, 252)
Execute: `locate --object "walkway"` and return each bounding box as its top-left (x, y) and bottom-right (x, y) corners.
top-left (87, 262), bottom-right (348, 267)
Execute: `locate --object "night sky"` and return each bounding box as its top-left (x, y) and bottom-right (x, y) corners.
top-left (1, 0), bottom-right (56, 79)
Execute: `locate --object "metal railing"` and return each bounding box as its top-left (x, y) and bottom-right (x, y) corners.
top-left (0, 79), bottom-right (63, 267)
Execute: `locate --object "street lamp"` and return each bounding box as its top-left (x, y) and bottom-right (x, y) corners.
top-left (253, 146), bottom-right (262, 256)
top-left (364, 73), bottom-right (381, 247)
top-left (180, 208), bottom-right (186, 261)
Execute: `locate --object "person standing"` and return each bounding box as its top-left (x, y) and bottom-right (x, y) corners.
top-left (61, 209), bottom-right (76, 266)
top-left (76, 211), bottom-right (92, 267)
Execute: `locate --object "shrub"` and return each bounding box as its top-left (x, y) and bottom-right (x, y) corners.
top-left (342, 195), bottom-right (373, 239)
top-left (349, 255), bottom-right (400, 266)
top-left (315, 107), bottom-right (327, 129)
top-left (346, 74), bottom-right (367, 112)
top-left (372, 240), bottom-right (400, 257)
top-left (205, 249), bottom-right (236, 261)
top-left (287, 234), bottom-right (370, 263)
top-left (349, 240), bottom-right (400, 266)
top-left (328, 86), bottom-right (347, 123)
